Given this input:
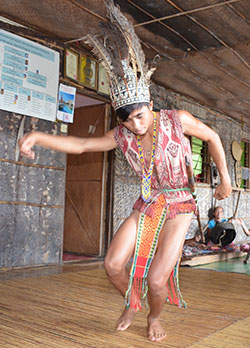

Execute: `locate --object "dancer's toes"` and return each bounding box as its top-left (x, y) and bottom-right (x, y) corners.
top-left (147, 319), bottom-right (166, 342)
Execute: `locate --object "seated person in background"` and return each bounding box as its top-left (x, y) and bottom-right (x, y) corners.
top-left (206, 206), bottom-right (228, 243)
top-left (208, 206), bottom-right (229, 229)
top-left (205, 206), bottom-right (235, 249)
top-left (236, 218), bottom-right (250, 264)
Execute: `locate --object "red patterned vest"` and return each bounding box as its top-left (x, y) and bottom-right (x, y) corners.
top-left (113, 109), bottom-right (196, 218)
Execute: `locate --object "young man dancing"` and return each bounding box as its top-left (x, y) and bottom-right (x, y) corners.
top-left (19, 0), bottom-right (232, 342)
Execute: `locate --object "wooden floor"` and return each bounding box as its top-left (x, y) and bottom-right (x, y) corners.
top-left (0, 261), bottom-right (249, 348)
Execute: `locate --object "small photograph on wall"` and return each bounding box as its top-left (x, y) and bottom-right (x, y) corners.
top-left (98, 63), bottom-right (110, 96)
top-left (57, 83), bottom-right (76, 123)
top-left (64, 49), bottom-right (79, 82)
top-left (79, 54), bottom-right (98, 90)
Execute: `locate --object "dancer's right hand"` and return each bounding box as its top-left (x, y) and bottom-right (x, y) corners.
top-left (18, 132), bottom-right (36, 159)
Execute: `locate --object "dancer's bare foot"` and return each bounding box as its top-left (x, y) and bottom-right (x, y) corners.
top-left (147, 317), bottom-right (166, 342)
top-left (116, 306), bottom-right (137, 331)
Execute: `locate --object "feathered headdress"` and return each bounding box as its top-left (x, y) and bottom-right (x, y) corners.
top-left (83, 0), bottom-right (157, 110)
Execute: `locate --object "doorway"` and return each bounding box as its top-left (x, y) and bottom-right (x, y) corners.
top-left (63, 94), bottom-right (110, 262)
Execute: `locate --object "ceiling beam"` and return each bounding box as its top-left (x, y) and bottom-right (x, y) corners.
top-left (133, 0), bottom-right (240, 27)
top-left (126, 0), bottom-right (250, 105)
top-left (0, 13), bottom-right (59, 39)
top-left (164, 0), bottom-right (250, 71)
top-left (224, 0), bottom-right (250, 26)
top-left (64, 0), bottom-right (106, 22)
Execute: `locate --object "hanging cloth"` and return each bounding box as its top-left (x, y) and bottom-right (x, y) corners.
top-left (125, 191), bottom-right (191, 309)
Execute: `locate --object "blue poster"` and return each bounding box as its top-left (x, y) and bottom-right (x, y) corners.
top-left (57, 84), bottom-right (76, 123)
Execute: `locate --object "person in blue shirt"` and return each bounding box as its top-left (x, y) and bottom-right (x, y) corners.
top-left (208, 206), bottom-right (228, 230)
top-left (206, 206), bottom-right (231, 244)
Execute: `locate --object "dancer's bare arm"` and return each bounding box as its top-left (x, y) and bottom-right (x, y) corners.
top-left (18, 129), bottom-right (117, 159)
top-left (178, 110), bottom-right (232, 200)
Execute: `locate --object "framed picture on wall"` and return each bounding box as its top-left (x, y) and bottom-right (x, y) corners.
top-left (64, 49), bottom-right (79, 82)
top-left (98, 63), bottom-right (110, 96)
top-left (79, 54), bottom-right (98, 90)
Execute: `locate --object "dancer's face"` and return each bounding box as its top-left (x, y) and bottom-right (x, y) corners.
top-left (122, 102), bottom-right (153, 136)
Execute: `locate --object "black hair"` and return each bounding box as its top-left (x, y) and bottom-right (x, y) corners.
top-left (208, 206), bottom-right (223, 219)
top-left (115, 102), bottom-right (150, 122)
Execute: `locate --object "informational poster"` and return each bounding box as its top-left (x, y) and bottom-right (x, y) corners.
top-left (0, 29), bottom-right (59, 121)
top-left (57, 83), bottom-right (76, 123)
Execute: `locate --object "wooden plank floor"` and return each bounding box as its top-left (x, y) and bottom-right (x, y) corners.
top-left (0, 262), bottom-right (249, 348)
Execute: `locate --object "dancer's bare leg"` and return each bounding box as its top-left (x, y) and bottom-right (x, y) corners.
top-left (146, 214), bottom-right (192, 342)
top-left (104, 210), bottom-right (139, 331)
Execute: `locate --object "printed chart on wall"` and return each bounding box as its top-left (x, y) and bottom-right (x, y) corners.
top-left (0, 29), bottom-right (59, 121)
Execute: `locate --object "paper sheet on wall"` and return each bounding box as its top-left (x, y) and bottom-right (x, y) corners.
top-left (57, 83), bottom-right (76, 123)
top-left (0, 29), bottom-right (59, 121)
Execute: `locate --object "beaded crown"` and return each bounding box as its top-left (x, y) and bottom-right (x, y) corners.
top-left (83, 0), bottom-right (157, 110)
top-left (110, 61), bottom-right (150, 110)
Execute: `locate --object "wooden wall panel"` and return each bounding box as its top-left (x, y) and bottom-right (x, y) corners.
top-left (0, 110), bottom-right (66, 268)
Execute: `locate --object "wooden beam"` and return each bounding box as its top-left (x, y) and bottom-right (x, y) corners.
top-left (133, 0), bottom-right (240, 27)
top-left (127, 0), bottom-right (250, 107)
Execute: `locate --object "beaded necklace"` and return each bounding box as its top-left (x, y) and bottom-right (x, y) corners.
top-left (137, 111), bottom-right (157, 203)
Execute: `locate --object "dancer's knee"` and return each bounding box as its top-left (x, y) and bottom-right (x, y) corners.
top-left (147, 274), bottom-right (167, 296)
top-left (104, 254), bottom-right (123, 278)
